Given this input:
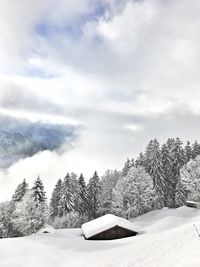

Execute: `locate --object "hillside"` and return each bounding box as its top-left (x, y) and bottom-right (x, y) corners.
top-left (0, 207), bottom-right (200, 267)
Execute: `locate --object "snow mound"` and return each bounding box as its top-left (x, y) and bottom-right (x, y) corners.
top-left (36, 225), bottom-right (56, 234)
top-left (82, 214), bottom-right (138, 239)
top-left (132, 206), bottom-right (199, 233)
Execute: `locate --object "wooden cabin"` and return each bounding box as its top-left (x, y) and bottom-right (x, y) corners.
top-left (186, 200), bottom-right (200, 209)
top-left (82, 214), bottom-right (138, 240)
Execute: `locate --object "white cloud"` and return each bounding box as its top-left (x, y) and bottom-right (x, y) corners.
top-left (1, 0), bottom-right (200, 200)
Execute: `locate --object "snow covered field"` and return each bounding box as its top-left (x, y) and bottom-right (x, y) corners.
top-left (1, 207), bottom-right (200, 267)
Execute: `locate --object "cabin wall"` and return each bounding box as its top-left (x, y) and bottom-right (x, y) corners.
top-left (88, 226), bottom-right (138, 240)
top-left (186, 202), bottom-right (198, 208)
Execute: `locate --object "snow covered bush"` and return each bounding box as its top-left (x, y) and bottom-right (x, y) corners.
top-left (113, 166), bottom-right (157, 219)
top-left (0, 201), bottom-right (15, 238)
top-left (51, 212), bottom-right (88, 229)
top-left (98, 170), bottom-right (121, 216)
top-left (12, 191), bottom-right (48, 236)
top-left (180, 156), bottom-right (200, 201)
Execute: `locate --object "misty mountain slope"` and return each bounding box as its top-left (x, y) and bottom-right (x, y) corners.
top-left (0, 116), bottom-right (77, 168)
top-left (0, 207), bottom-right (200, 267)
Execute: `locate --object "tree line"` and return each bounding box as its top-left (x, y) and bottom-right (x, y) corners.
top-left (1, 137), bottom-right (200, 238)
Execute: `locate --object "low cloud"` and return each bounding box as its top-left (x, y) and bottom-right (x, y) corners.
top-left (0, 114), bottom-right (77, 169)
top-left (1, 106), bottom-right (200, 202)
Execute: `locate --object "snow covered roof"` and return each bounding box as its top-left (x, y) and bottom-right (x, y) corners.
top-left (186, 200), bottom-right (200, 205)
top-left (82, 214), bottom-right (138, 239)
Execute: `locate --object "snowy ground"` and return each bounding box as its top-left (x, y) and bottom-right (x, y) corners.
top-left (1, 207), bottom-right (200, 267)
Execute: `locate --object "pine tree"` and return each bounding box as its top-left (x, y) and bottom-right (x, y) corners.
top-left (31, 176), bottom-right (46, 204)
top-left (122, 158), bottom-right (134, 177)
top-left (122, 158), bottom-right (131, 177)
top-left (161, 143), bottom-right (174, 207)
top-left (78, 174), bottom-right (88, 215)
top-left (185, 141), bottom-right (192, 162)
top-left (191, 140), bottom-right (200, 159)
top-left (87, 171), bottom-right (101, 219)
top-left (144, 139), bottom-right (165, 207)
top-left (12, 179), bottom-right (29, 202)
top-left (166, 138), bottom-right (176, 151)
top-left (135, 152), bottom-right (145, 167)
top-left (69, 172), bottom-right (82, 213)
top-left (131, 158), bottom-right (135, 167)
top-left (60, 173), bottom-right (75, 215)
top-left (175, 177), bottom-right (187, 207)
top-left (171, 138), bottom-right (186, 207)
top-left (50, 179), bottom-right (63, 218)
top-left (144, 139), bottom-right (154, 173)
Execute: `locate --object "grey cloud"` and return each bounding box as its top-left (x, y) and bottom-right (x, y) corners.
top-left (0, 82), bottom-right (64, 115)
top-left (74, 104), bottom-right (200, 163)
top-left (115, 106), bottom-right (200, 158)
top-left (0, 114), bottom-right (77, 169)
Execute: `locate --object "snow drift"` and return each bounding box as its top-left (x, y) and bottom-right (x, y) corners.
top-left (0, 207), bottom-right (200, 267)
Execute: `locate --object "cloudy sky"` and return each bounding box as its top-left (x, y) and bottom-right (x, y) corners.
top-left (0, 0), bottom-right (200, 201)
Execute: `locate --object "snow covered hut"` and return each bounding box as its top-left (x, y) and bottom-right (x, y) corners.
top-left (186, 200), bottom-right (200, 208)
top-left (82, 214), bottom-right (138, 240)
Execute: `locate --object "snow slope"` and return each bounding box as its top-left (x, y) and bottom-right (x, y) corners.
top-left (1, 207), bottom-right (200, 267)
